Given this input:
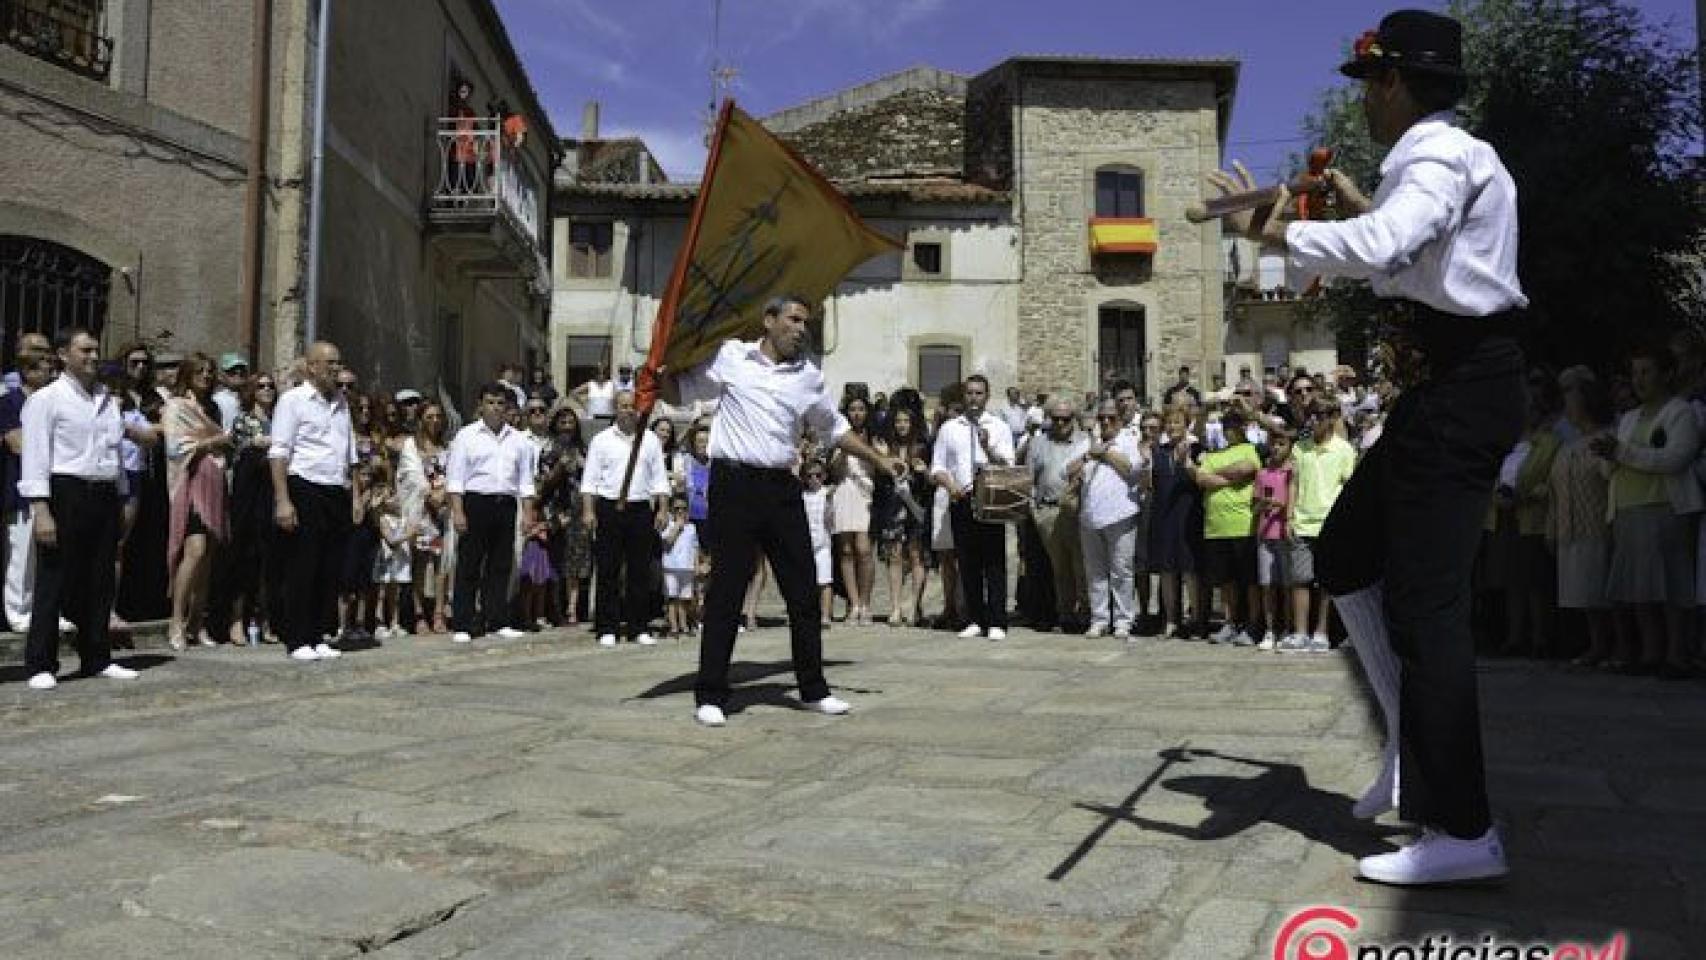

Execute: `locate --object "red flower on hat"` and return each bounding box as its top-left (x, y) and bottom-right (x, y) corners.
top-left (1353, 29), bottom-right (1384, 59)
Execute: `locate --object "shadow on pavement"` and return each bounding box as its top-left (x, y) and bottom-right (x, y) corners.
top-left (629, 659), bottom-right (857, 700)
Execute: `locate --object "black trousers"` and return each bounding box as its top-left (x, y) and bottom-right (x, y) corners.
top-left (592, 496), bottom-right (657, 638)
top-left (696, 461), bottom-right (829, 708)
top-left (1317, 331), bottom-right (1524, 838)
top-left (453, 493), bottom-right (517, 635)
top-left (278, 477), bottom-right (352, 651)
top-left (25, 476), bottom-right (120, 676)
top-left (950, 498), bottom-right (1009, 629)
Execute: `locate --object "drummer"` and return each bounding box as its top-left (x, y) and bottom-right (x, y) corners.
top-left (930, 374), bottom-right (1016, 640)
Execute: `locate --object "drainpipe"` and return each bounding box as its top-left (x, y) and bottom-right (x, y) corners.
top-left (239, 0), bottom-right (272, 365)
top-left (303, 0), bottom-right (331, 347)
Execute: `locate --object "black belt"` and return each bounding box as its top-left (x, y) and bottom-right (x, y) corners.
top-left (1376, 300), bottom-right (1524, 387)
top-left (52, 474), bottom-right (119, 490)
top-left (713, 460), bottom-right (795, 481)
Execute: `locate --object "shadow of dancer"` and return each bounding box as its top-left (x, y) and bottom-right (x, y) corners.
top-left (1077, 747), bottom-right (1406, 861)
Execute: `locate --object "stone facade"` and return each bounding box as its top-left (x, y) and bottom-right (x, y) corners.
top-left (777, 86), bottom-right (966, 181)
top-left (1, 0), bottom-right (554, 412)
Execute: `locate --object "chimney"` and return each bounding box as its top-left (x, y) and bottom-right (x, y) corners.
top-left (581, 101), bottom-right (600, 141)
top-left (637, 147), bottom-right (651, 184)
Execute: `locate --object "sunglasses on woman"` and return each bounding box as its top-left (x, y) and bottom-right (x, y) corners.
top-left (256, 382), bottom-right (276, 390)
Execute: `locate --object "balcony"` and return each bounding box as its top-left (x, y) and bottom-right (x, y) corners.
top-left (1088, 217), bottom-right (1157, 256)
top-left (1, 0), bottom-right (113, 81)
top-left (428, 118), bottom-right (546, 287)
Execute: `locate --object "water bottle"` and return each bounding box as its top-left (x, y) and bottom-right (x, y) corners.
top-left (246, 621), bottom-right (260, 647)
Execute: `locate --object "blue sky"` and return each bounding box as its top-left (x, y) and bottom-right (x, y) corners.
top-left (496, 0), bottom-right (1698, 183)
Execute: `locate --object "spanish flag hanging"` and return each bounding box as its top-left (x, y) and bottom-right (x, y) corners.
top-left (634, 100), bottom-right (901, 413)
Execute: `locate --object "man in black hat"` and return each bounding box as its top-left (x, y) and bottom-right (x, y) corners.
top-left (1213, 9), bottom-right (1526, 886)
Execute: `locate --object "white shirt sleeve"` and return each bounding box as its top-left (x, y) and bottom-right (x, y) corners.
top-left (516, 437), bottom-right (538, 499)
top-left (987, 414), bottom-right (1016, 465)
top-left (445, 430), bottom-right (469, 495)
top-left (17, 389), bottom-right (51, 501)
top-left (267, 391), bottom-right (299, 462)
top-left (804, 388), bottom-right (851, 452)
top-left (645, 433), bottom-right (670, 498)
top-left (1286, 154), bottom-right (1465, 283)
top-left (674, 340), bottom-right (734, 407)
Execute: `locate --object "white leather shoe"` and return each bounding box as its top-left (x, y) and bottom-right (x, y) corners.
top-left (987, 627), bottom-right (1007, 641)
top-left (1084, 622), bottom-right (1109, 639)
top-left (597, 634), bottom-right (617, 647)
top-left (1358, 827), bottom-right (1508, 885)
top-left (495, 627), bottom-right (526, 639)
top-left (635, 633), bottom-right (657, 646)
top-left (451, 631), bottom-right (473, 644)
top-left (289, 646), bottom-right (321, 662)
top-left (957, 624), bottom-right (984, 639)
top-left (804, 695), bottom-right (851, 715)
top-left (313, 643), bottom-right (342, 659)
top-left (97, 664), bottom-right (138, 680)
top-left (694, 704), bottom-right (726, 727)
top-left (58, 617), bottom-right (74, 633)
top-left (26, 672), bottom-right (56, 690)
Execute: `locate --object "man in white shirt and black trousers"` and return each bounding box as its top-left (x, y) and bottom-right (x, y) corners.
top-left (1224, 9), bottom-right (1526, 886)
top-left (671, 295), bottom-right (903, 727)
top-left (580, 389), bottom-right (669, 648)
top-left (18, 328), bottom-right (152, 690)
top-left (269, 341), bottom-right (359, 663)
top-left (931, 374), bottom-right (1017, 640)
top-left (446, 383), bottom-right (537, 644)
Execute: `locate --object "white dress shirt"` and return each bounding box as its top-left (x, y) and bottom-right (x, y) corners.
top-left (212, 387), bottom-right (241, 432)
top-left (677, 339), bottom-right (849, 469)
top-left (446, 420), bottom-right (537, 498)
top-left (930, 410), bottom-right (1016, 491)
top-left (1078, 431), bottom-right (1144, 529)
top-left (268, 382), bottom-right (356, 487)
top-left (583, 425), bottom-right (669, 501)
top-left (18, 374), bottom-right (124, 499)
top-left (1286, 112), bottom-right (1527, 317)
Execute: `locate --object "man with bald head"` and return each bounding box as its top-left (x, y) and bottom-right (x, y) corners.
top-left (269, 341), bottom-right (358, 662)
top-left (1026, 397), bottom-right (1090, 631)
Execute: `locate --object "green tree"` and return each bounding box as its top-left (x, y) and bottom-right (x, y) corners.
top-left (1294, 0), bottom-right (1704, 370)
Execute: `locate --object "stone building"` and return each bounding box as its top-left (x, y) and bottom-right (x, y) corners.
top-left (1219, 238), bottom-right (1339, 385)
top-left (0, 0), bottom-right (554, 408)
top-left (551, 59), bottom-right (1238, 406)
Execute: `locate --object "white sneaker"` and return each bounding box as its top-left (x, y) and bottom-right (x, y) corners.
top-left (289, 646), bottom-right (321, 662)
top-left (1229, 629), bottom-right (1256, 648)
top-left (1113, 623), bottom-right (1132, 641)
top-left (694, 704), bottom-right (726, 727)
top-left (635, 633), bottom-right (657, 646)
top-left (97, 664), bottom-right (138, 680)
top-left (495, 627), bottom-right (526, 640)
top-left (1308, 633), bottom-right (1333, 653)
top-left (58, 617), bottom-right (74, 633)
top-left (957, 624), bottom-right (984, 639)
top-left (1209, 623), bottom-right (1237, 644)
top-left (1357, 827), bottom-right (1508, 885)
top-left (1276, 633), bottom-right (1312, 654)
top-left (372, 626), bottom-right (390, 640)
top-left (451, 632), bottom-right (473, 644)
top-left (26, 672), bottom-right (56, 690)
top-left (1084, 622), bottom-right (1109, 639)
top-left (804, 695), bottom-right (851, 715)
top-left (597, 634), bottom-right (617, 647)
top-left (987, 627), bottom-right (1007, 641)
top-left (1257, 631), bottom-right (1277, 651)
top-left (313, 643), bottom-right (342, 659)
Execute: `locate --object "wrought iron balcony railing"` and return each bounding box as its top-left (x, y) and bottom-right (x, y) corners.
top-left (430, 117), bottom-right (542, 251)
top-left (1, 0), bottom-right (112, 81)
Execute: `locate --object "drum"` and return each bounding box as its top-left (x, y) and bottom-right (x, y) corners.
top-left (972, 465), bottom-right (1033, 524)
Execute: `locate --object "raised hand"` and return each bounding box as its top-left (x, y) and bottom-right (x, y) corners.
top-left (1204, 160), bottom-right (1261, 236)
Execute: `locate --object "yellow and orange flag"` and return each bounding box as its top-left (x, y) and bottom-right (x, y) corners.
top-left (635, 101), bottom-right (901, 412)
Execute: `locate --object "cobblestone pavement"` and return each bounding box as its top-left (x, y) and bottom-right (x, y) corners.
top-left (0, 614), bottom-right (1699, 959)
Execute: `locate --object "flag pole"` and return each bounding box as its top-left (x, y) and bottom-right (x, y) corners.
top-left (615, 99), bottom-right (736, 509)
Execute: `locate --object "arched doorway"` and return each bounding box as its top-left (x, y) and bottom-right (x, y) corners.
top-left (1097, 301), bottom-right (1146, 399)
top-left (0, 235), bottom-right (110, 359)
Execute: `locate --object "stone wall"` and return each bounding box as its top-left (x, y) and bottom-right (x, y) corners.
top-left (778, 87), bottom-right (966, 181)
top-left (1014, 75), bottom-right (1226, 401)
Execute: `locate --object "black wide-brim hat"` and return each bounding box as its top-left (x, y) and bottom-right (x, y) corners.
top-left (1339, 9), bottom-right (1466, 79)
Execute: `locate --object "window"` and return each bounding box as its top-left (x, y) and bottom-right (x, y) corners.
top-left (565, 335), bottom-right (611, 389)
top-left (912, 242), bottom-right (942, 275)
top-left (567, 222), bottom-right (614, 279)
top-left (1, 0), bottom-right (112, 81)
top-left (1097, 305), bottom-right (1145, 400)
top-left (1094, 168), bottom-right (1144, 218)
top-left (0, 236), bottom-right (109, 362)
top-left (916, 345), bottom-right (962, 398)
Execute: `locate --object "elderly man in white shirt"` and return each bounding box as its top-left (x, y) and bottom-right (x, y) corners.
top-left (19, 328), bottom-right (152, 689)
top-left (269, 341), bottom-right (358, 662)
top-left (446, 382), bottom-right (538, 644)
top-left (581, 389), bottom-right (668, 648)
top-left (671, 295), bottom-right (902, 727)
top-left (1219, 9), bottom-right (1526, 887)
top-left (1070, 400), bottom-right (1145, 640)
top-left (931, 373), bottom-right (1016, 640)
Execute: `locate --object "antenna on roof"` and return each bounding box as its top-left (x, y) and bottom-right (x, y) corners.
top-left (705, 0), bottom-right (738, 145)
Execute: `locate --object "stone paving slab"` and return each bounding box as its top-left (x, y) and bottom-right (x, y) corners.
top-left (0, 617), bottom-right (1699, 958)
